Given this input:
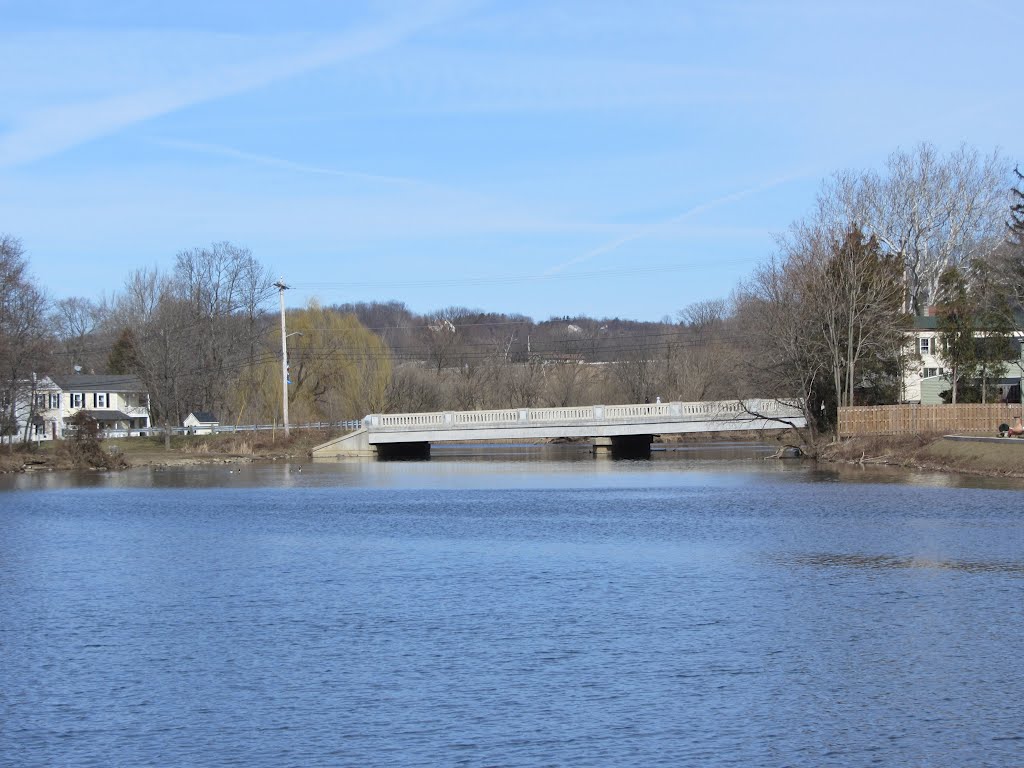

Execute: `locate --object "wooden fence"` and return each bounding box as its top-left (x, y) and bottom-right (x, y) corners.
top-left (838, 404), bottom-right (1023, 437)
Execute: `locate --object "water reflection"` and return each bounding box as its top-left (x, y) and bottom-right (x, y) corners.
top-left (2, 442), bottom-right (1024, 493)
top-left (779, 552), bottom-right (1024, 576)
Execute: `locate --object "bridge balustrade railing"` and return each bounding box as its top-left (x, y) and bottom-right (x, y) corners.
top-left (453, 409), bottom-right (520, 424)
top-left (604, 403), bottom-right (670, 418)
top-left (528, 406), bottom-right (595, 422)
top-left (365, 399), bottom-right (805, 431)
top-left (377, 412), bottom-right (447, 427)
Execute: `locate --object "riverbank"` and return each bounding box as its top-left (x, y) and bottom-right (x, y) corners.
top-left (5, 430), bottom-right (1022, 480)
top-left (821, 434), bottom-right (1024, 479)
top-left (0, 430), bottom-right (341, 473)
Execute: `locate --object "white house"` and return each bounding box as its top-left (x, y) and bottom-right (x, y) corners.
top-left (17, 374), bottom-right (152, 439)
top-left (183, 411), bottom-right (219, 435)
top-left (903, 316), bottom-right (1024, 404)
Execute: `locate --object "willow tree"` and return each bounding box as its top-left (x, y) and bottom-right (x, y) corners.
top-left (253, 301), bottom-right (391, 424)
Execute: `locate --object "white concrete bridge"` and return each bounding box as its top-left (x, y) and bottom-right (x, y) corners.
top-left (312, 398), bottom-right (806, 459)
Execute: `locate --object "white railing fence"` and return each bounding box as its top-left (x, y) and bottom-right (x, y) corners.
top-left (365, 399), bottom-right (804, 431)
top-left (99, 420), bottom-right (362, 440)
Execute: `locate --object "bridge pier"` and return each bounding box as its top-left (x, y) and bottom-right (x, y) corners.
top-left (591, 435), bottom-right (653, 459)
top-left (376, 442), bottom-right (431, 460)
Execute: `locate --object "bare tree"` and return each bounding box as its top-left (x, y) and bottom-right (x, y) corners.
top-left (674, 300), bottom-right (739, 402)
top-left (421, 307), bottom-right (476, 374)
top-left (503, 356), bottom-right (545, 407)
top-left (51, 296), bottom-right (103, 373)
top-left (822, 143), bottom-right (1009, 313)
top-left (735, 252), bottom-right (832, 444)
top-left (678, 298), bottom-right (728, 329)
top-left (782, 222), bottom-right (907, 410)
top-left (0, 236), bottom-right (52, 446)
top-left (113, 269), bottom-right (191, 448)
top-left (386, 363), bottom-right (444, 413)
top-left (173, 242), bottom-right (274, 415)
top-left (610, 347), bottom-right (659, 403)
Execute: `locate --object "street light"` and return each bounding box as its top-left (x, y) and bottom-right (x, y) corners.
top-left (274, 279), bottom-right (292, 437)
top-left (282, 331), bottom-right (303, 437)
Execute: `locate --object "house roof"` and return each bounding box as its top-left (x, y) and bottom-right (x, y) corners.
top-left (81, 409), bottom-right (133, 421)
top-left (50, 374), bottom-right (146, 393)
top-left (187, 411), bottom-right (219, 423)
top-left (912, 311), bottom-right (1024, 332)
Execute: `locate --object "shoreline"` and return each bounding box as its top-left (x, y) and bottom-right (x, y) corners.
top-left (820, 434), bottom-right (1024, 480)
top-left (4, 433), bottom-right (1023, 482)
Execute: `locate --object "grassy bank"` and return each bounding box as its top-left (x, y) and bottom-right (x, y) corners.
top-left (0, 428), bottom-right (347, 473)
top-left (821, 434), bottom-right (1024, 479)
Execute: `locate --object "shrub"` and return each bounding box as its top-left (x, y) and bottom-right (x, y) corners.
top-left (57, 412), bottom-right (128, 469)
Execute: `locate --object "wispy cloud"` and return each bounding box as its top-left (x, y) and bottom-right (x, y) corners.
top-left (545, 174), bottom-right (805, 275)
top-left (0, 2), bottom-right (465, 169)
top-left (155, 139), bottom-right (437, 190)
top-left (332, 51), bottom-right (783, 115)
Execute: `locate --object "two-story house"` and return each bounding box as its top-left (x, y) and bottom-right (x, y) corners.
top-left (904, 315), bottom-right (1024, 404)
top-left (31, 374), bottom-right (151, 438)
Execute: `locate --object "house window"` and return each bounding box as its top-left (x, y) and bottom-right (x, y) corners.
top-left (95, 393), bottom-right (108, 408)
top-left (919, 337), bottom-right (931, 354)
top-left (71, 393), bottom-right (83, 408)
top-left (48, 393), bottom-right (60, 409)
top-left (923, 368), bottom-right (938, 377)
top-left (35, 393), bottom-right (47, 408)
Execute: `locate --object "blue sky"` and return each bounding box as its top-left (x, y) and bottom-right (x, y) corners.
top-left (2, 0), bottom-right (1021, 321)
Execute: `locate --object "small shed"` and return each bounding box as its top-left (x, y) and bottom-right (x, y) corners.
top-left (183, 411), bottom-right (219, 435)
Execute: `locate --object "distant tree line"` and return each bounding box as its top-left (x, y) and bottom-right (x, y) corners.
top-left (2, 142), bottom-right (1023, 447)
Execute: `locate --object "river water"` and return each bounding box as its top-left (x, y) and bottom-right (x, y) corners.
top-left (2, 445), bottom-right (1023, 767)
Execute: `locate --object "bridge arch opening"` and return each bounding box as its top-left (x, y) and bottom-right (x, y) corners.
top-left (592, 434), bottom-right (654, 460)
top-left (376, 442), bottom-right (431, 461)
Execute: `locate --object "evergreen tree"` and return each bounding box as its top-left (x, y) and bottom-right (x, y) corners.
top-left (107, 328), bottom-right (140, 375)
top-left (970, 258), bottom-right (1016, 402)
top-left (935, 266), bottom-right (976, 404)
top-left (1010, 166), bottom-right (1024, 246)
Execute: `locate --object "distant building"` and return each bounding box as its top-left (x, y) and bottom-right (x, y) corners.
top-left (183, 411), bottom-right (219, 435)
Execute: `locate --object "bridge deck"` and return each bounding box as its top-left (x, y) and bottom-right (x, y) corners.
top-left (312, 399), bottom-right (805, 457)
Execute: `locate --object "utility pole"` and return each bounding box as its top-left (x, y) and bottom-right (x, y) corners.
top-left (274, 278), bottom-right (290, 438)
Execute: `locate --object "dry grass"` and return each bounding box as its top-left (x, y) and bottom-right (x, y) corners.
top-left (96, 428), bottom-right (346, 467)
top-left (822, 433), bottom-right (1024, 478)
top-left (0, 451), bottom-right (29, 473)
